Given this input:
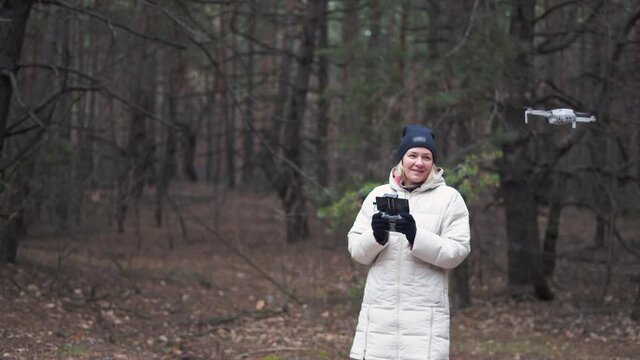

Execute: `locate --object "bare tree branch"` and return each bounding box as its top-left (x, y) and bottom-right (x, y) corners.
top-left (534, 1), bottom-right (604, 55)
top-left (443, 0), bottom-right (479, 58)
top-left (0, 70), bottom-right (46, 130)
top-left (6, 86), bottom-right (99, 136)
top-left (18, 62), bottom-right (179, 129)
top-left (38, 0), bottom-right (187, 50)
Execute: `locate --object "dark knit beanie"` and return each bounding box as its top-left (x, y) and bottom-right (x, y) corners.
top-left (396, 125), bottom-right (437, 162)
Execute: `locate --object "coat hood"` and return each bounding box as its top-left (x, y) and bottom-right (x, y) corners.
top-left (388, 166), bottom-right (446, 193)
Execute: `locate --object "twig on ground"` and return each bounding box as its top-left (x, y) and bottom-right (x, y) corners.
top-left (234, 347), bottom-right (309, 359)
top-left (186, 208), bottom-right (304, 305)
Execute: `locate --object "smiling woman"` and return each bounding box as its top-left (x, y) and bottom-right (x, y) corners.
top-left (393, 125), bottom-right (438, 188)
top-left (396, 148), bottom-right (435, 187)
top-left (347, 124), bottom-right (471, 360)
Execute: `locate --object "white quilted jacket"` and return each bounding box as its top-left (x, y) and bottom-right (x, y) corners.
top-left (348, 168), bottom-right (470, 360)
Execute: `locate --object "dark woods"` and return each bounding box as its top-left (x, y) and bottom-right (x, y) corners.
top-left (1, 0), bottom-right (639, 320)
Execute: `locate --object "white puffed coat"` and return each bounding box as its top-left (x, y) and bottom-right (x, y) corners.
top-left (348, 168), bottom-right (470, 360)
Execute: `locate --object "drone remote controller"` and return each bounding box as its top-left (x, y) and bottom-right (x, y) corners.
top-left (375, 194), bottom-right (409, 232)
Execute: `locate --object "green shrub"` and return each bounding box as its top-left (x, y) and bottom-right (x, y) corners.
top-left (317, 182), bottom-right (379, 236)
top-left (445, 150), bottom-right (501, 202)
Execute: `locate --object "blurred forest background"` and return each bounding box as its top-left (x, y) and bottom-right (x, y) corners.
top-left (1, 0), bottom-right (640, 359)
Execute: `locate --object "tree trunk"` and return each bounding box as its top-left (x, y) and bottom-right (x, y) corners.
top-left (0, 1), bottom-right (33, 156)
top-left (500, 0), bottom-right (553, 300)
top-left (452, 246), bottom-right (472, 309)
top-left (279, 0), bottom-right (323, 243)
top-left (361, 0), bottom-right (382, 179)
top-left (165, 100), bottom-right (178, 181)
top-left (156, 75), bottom-right (176, 226)
top-left (422, 1), bottom-right (442, 126)
top-left (501, 142), bottom-right (534, 286)
top-left (264, 0), bottom-right (295, 158)
top-left (335, 0), bottom-right (359, 182)
top-left (632, 280), bottom-right (640, 322)
top-left (242, 0), bottom-right (256, 182)
top-left (52, 7), bottom-right (72, 231)
top-left (75, 9), bottom-right (98, 224)
top-left (205, 73), bottom-right (217, 182)
top-left (182, 120), bottom-right (198, 182)
top-left (587, 7), bottom-right (611, 250)
top-left (451, 113), bottom-right (474, 308)
top-left (315, 0), bottom-right (330, 187)
top-left (117, 2), bottom-right (157, 232)
top-left (157, 48), bottom-right (187, 225)
top-left (542, 173), bottom-right (567, 277)
top-left (220, 2), bottom-right (235, 187)
top-left (0, 161), bottom-right (34, 264)
top-left (0, 1), bottom-right (34, 265)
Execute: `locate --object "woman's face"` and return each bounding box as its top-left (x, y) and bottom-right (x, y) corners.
top-left (402, 147), bottom-right (434, 186)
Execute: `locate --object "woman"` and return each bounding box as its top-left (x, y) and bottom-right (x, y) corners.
top-left (348, 124), bottom-right (471, 360)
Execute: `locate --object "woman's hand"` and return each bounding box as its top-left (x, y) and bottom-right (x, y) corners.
top-left (371, 212), bottom-right (390, 245)
top-left (395, 213), bottom-right (416, 246)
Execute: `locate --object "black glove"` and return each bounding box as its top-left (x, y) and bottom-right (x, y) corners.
top-left (395, 213), bottom-right (417, 246)
top-left (371, 212), bottom-right (390, 245)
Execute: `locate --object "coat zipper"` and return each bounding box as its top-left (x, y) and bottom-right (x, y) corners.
top-left (396, 190), bottom-right (409, 360)
top-left (396, 240), bottom-right (401, 360)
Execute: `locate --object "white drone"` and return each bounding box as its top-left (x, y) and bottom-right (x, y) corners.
top-left (524, 107), bottom-right (596, 128)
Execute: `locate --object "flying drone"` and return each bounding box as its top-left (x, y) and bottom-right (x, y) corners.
top-left (524, 107), bottom-right (596, 128)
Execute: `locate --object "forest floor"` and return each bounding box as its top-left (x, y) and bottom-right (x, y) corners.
top-left (1, 183), bottom-right (639, 359)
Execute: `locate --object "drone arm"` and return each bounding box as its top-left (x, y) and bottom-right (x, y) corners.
top-left (575, 116), bottom-right (596, 123)
top-left (524, 109), bottom-right (551, 124)
top-left (527, 109), bottom-right (551, 117)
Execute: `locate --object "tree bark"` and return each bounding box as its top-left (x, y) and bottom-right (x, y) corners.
top-left (632, 280), bottom-right (640, 322)
top-left (278, 0), bottom-right (323, 243)
top-left (205, 73), bottom-right (217, 182)
top-left (542, 173), bottom-right (567, 277)
top-left (335, 0), bottom-right (359, 182)
top-left (155, 50), bottom-right (183, 226)
top-left (0, 1), bottom-right (33, 156)
top-left (117, 1), bottom-right (157, 232)
top-left (500, 0), bottom-right (554, 300)
top-left (52, 6), bottom-right (72, 230)
top-left (315, 0), bottom-right (330, 187)
top-left (242, 0), bottom-right (256, 182)
top-left (587, 4), bottom-right (613, 250)
top-left (182, 120), bottom-right (198, 182)
top-left (264, 0), bottom-right (295, 158)
top-left (220, 2), bottom-right (234, 187)
top-left (0, 0), bottom-right (34, 265)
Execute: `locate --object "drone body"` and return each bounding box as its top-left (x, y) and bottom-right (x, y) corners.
top-left (524, 108), bottom-right (596, 128)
